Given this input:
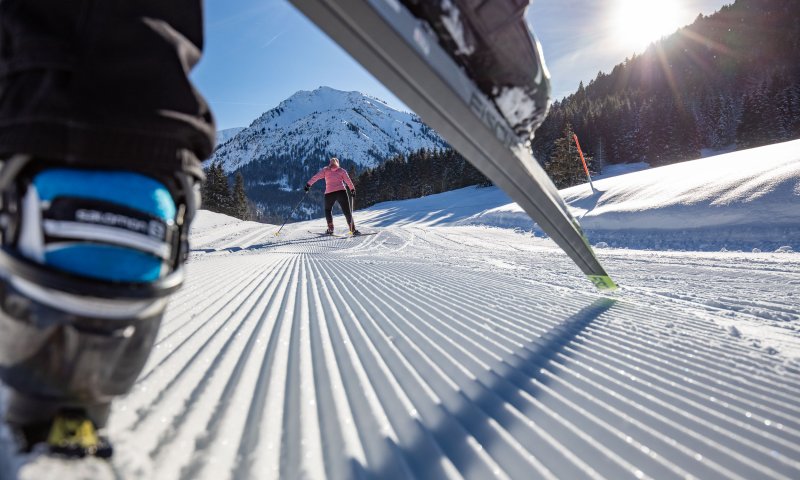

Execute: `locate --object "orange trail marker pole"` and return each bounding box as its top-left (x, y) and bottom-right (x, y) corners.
top-left (573, 133), bottom-right (595, 192)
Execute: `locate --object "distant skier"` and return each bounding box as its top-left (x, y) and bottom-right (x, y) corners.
top-left (305, 157), bottom-right (361, 235)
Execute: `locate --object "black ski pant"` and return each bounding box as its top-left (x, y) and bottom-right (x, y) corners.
top-left (0, 0), bottom-right (213, 426)
top-left (324, 190), bottom-right (355, 230)
top-left (0, 0), bottom-right (214, 178)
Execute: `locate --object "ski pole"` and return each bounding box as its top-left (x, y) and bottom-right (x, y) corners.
top-left (345, 185), bottom-right (354, 214)
top-left (345, 185), bottom-right (356, 232)
top-left (275, 190), bottom-right (308, 236)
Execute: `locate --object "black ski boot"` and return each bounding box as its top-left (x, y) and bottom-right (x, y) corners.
top-left (401, 0), bottom-right (551, 142)
top-left (0, 155), bottom-right (200, 456)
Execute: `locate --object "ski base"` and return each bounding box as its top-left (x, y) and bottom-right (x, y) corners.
top-left (308, 230), bottom-right (377, 238)
top-left (309, 230), bottom-right (346, 238)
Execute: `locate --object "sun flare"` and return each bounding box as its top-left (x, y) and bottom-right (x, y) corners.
top-left (612, 0), bottom-right (687, 53)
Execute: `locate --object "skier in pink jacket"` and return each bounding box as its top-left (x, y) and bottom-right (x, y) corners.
top-left (305, 157), bottom-right (360, 235)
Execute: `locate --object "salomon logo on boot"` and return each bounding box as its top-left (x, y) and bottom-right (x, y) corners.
top-left (18, 169), bottom-right (178, 282)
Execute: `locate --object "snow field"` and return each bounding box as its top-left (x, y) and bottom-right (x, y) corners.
top-left (1, 141), bottom-right (798, 479)
top-left (95, 220), bottom-right (798, 479)
top-left (361, 139), bottom-right (800, 252)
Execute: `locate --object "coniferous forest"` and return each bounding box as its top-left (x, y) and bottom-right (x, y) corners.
top-left (353, 149), bottom-right (490, 210)
top-left (351, 0), bottom-right (800, 208)
top-left (532, 0), bottom-right (800, 168)
top-left (217, 0), bottom-right (799, 222)
top-left (201, 163), bottom-right (254, 220)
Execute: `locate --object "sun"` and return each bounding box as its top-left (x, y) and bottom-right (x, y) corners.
top-left (611, 0), bottom-right (687, 53)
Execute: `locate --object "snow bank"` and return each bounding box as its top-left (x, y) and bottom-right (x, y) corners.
top-left (360, 140), bottom-right (800, 251)
top-left (189, 210), bottom-right (273, 251)
top-left (564, 140), bottom-right (799, 229)
top-left (191, 210), bottom-right (249, 231)
top-left (565, 140), bottom-right (800, 250)
top-left (592, 161), bottom-right (649, 180)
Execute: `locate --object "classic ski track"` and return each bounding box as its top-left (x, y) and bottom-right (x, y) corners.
top-left (435, 227), bottom-right (799, 337)
top-left (3, 224), bottom-right (798, 479)
top-left (321, 261), bottom-right (635, 479)
top-left (115, 257), bottom-right (294, 433)
top-left (349, 258), bottom-right (800, 422)
top-left (127, 257), bottom-right (293, 420)
top-left (328, 258), bottom-right (800, 458)
top-left (130, 226), bottom-right (800, 478)
top-left (304, 256), bottom-right (447, 480)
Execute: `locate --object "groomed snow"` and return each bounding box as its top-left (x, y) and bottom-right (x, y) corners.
top-left (358, 140), bottom-right (800, 252)
top-left (1, 142), bottom-right (798, 479)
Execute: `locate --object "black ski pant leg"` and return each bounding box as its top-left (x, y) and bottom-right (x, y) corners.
top-left (324, 192), bottom-right (336, 228)
top-left (331, 190), bottom-right (354, 229)
top-left (0, 0), bottom-right (215, 178)
top-left (0, 1), bottom-right (213, 425)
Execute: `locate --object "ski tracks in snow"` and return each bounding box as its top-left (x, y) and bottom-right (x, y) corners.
top-left (2, 224), bottom-right (799, 479)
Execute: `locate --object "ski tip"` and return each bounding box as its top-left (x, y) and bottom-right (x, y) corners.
top-left (587, 275), bottom-right (618, 291)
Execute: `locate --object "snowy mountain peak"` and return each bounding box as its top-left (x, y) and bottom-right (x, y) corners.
top-left (209, 87), bottom-right (448, 173)
top-left (271, 86), bottom-right (389, 118)
top-left (215, 127), bottom-right (245, 147)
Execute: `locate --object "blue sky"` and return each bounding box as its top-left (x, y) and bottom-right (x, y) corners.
top-left (193, 0), bottom-right (733, 130)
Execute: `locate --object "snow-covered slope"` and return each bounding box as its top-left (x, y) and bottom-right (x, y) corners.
top-left (1, 143), bottom-right (799, 480)
top-left (208, 87), bottom-right (448, 173)
top-left (118, 224), bottom-right (799, 480)
top-left (215, 127), bottom-right (245, 148)
top-left (565, 140), bottom-right (799, 232)
top-left (358, 140), bottom-right (800, 251)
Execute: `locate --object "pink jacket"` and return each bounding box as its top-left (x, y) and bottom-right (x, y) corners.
top-left (307, 166), bottom-right (355, 194)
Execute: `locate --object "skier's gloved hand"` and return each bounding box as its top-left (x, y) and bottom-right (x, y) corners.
top-left (304, 184), bottom-right (310, 192)
top-left (350, 190), bottom-right (356, 197)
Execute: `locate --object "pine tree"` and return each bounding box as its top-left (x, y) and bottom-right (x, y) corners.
top-left (231, 172), bottom-right (249, 220)
top-left (202, 163), bottom-right (233, 216)
top-left (201, 162), bottom-right (220, 212)
top-left (592, 138), bottom-right (606, 173)
top-left (736, 87), bottom-right (767, 148)
top-left (217, 165), bottom-right (234, 216)
top-left (714, 93), bottom-right (738, 149)
top-left (545, 123), bottom-right (590, 189)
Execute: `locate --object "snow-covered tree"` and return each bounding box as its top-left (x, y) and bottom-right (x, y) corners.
top-left (546, 123), bottom-right (592, 189)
